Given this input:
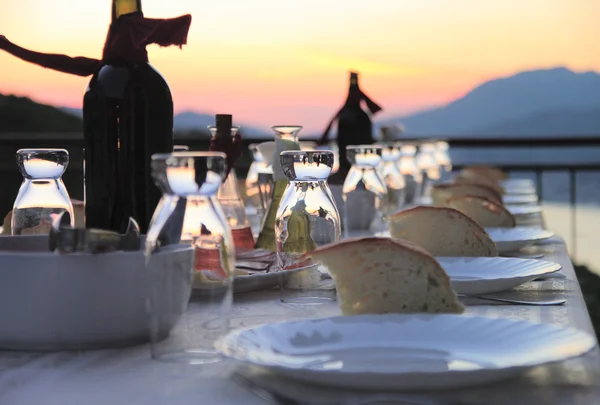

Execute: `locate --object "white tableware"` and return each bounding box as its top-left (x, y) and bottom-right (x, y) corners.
top-left (0, 235), bottom-right (194, 351)
top-left (436, 256), bottom-right (561, 295)
top-left (503, 194), bottom-right (539, 205)
top-left (501, 179), bottom-right (534, 188)
top-left (216, 314), bottom-right (595, 390)
top-left (485, 227), bottom-right (555, 253)
top-left (508, 205), bottom-right (543, 216)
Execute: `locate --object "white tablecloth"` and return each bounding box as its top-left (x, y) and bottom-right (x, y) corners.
top-left (0, 236), bottom-right (599, 404)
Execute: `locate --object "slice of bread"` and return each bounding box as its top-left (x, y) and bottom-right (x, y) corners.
top-left (389, 206), bottom-right (499, 257)
top-left (454, 173), bottom-right (505, 196)
top-left (308, 237), bottom-right (464, 315)
top-left (431, 183), bottom-right (503, 206)
top-left (462, 166), bottom-right (507, 182)
top-left (446, 196), bottom-right (516, 228)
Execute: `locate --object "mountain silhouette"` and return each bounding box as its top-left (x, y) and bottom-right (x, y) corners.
top-left (382, 67), bottom-right (600, 136)
top-left (1, 94), bottom-right (82, 132)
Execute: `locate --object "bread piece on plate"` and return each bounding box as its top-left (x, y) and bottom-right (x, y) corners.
top-left (389, 206), bottom-right (499, 257)
top-left (454, 173), bottom-right (505, 196)
top-left (431, 183), bottom-right (502, 206)
top-left (462, 166), bottom-right (507, 182)
top-left (308, 237), bottom-right (464, 316)
top-left (446, 196), bottom-right (516, 228)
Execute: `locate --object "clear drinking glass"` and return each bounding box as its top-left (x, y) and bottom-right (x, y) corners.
top-left (376, 143), bottom-right (406, 216)
top-left (275, 150), bottom-right (340, 303)
top-left (12, 149), bottom-right (74, 235)
top-left (208, 125), bottom-right (255, 251)
top-left (342, 145), bottom-right (387, 237)
top-left (396, 143), bottom-right (423, 206)
top-left (245, 144), bottom-right (268, 213)
top-left (435, 140), bottom-right (453, 180)
top-left (416, 142), bottom-right (441, 199)
top-left (146, 152), bottom-right (234, 364)
top-left (174, 145), bottom-right (190, 152)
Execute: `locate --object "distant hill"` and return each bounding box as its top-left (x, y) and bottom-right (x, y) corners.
top-left (61, 108), bottom-right (270, 138)
top-left (0, 94), bottom-right (82, 132)
top-left (474, 108), bottom-right (600, 136)
top-left (380, 67), bottom-right (600, 136)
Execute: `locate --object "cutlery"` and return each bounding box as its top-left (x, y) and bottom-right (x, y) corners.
top-left (459, 294), bottom-right (565, 306)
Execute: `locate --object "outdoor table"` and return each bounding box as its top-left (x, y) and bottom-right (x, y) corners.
top-left (0, 215), bottom-right (599, 404)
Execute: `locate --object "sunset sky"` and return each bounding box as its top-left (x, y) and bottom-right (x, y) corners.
top-left (1, 0), bottom-right (599, 133)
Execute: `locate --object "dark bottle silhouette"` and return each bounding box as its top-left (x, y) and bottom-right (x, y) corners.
top-left (0, 0), bottom-right (192, 234)
top-left (318, 72), bottom-right (382, 184)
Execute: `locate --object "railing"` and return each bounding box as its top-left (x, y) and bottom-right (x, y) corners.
top-left (1, 132), bottom-right (598, 263)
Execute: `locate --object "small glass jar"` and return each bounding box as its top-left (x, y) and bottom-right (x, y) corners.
top-left (146, 151), bottom-right (234, 364)
top-left (275, 150), bottom-right (340, 303)
top-left (12, 149), bottom-right (74, 235)
top-left (342, 145), bottom-right (387, 237)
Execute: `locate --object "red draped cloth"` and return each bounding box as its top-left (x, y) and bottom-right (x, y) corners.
top-left (0, 12), bottom-right (192, 77)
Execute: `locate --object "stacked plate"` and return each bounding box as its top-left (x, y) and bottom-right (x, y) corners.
top-left (217, 314), bottom-right (595, 390)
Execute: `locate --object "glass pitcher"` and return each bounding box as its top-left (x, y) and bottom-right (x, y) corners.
top-left (342, 145), bottom-right (387, 237)
top-left (275, 150), bottom-right (340, 303)
top-left (12, 149), bottom-right (74, 235)
top-left (208, 125), bottom-right (254, 251)
top-left (146, 151), bottom-right (234, 364)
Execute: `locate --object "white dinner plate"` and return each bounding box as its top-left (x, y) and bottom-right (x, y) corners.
top-left (216, 314), bottom-right (595, 390)
top-left (504, 185), bottom-right (537, 195)
top-left (436, 257), bottom-right (561, 295)
top-left (508, 205), bottom-right (543, 216)
top-left (501, 179), bottom-right (534, 189)
top-left (503, 194), bottom-right (539, 205)
top-left (485, 227), bottom-right (555, 253)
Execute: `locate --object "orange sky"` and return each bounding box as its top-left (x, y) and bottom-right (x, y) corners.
top-left (1, 0), bottom-right (599, 133)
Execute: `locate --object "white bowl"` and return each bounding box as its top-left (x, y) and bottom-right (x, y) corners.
top-left (0, 235), bottom-right (194, 351)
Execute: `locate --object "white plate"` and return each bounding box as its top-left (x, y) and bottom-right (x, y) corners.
top-left (501, 179), bottom-right (534, 188)
top-left (504, 185), bottom-right (537, 195)
top-left (216, 314), bottom-right (595, 390)
top-left (508, 205), bottom-right (543, 216)
top-left (503, 194), bottom-right (539, 205)
top-left (486, 227), bottom-right (555, 253)
top-left (436, 257), bottom-right (561, 295)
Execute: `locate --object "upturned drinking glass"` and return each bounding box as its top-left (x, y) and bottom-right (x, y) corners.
top-left (342, 145), bottom-right (388, 237)
top-left (416, 142), bottom-right (441, 199)
top-left (435, 140), bottom-right (453, 180)
top-left (245, 143), bottom-right (268, 214)
top-left (208, 125), bottom-right (255, 251)
top-left (376, 143), bottom-right (406, 216)
top-left (396, 143), bottom-right (423, 205)
top-left (275, 150), bottom-right (340, 303)
top-left (146, 152), bottom-right (234, 364)
top-left (12, 149), bottom-right (74, 235)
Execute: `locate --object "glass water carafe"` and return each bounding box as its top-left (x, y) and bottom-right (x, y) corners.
top-left (342, 145), bottom-right (387, 237)
top-left (275, 150), bottom-right (340, 303)
top-left (208, 125), bottom-right (254, 251)
top-left (12, 149), bottom-right (74, 235)
top-left (146, 151), bottom-right (234, 364)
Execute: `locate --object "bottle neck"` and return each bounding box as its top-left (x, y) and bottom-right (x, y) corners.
top-left (112, 0), bottom-right (142, 21)
top-left (344, 83), bottom-right (362, 106)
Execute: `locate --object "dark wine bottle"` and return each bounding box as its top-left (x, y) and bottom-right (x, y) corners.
top-left (84, 0), bottom-right (174, 234)
top-left (0, 2), bottom-right (192, 234)
top-left (318, 71), bottom-right (382, 184)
